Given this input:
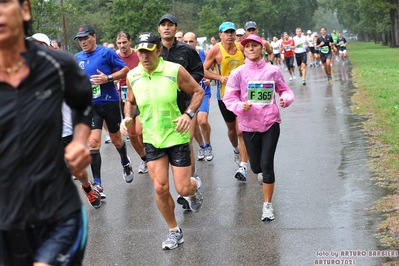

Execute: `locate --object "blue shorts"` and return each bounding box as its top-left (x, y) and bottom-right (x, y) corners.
top-left (198, 94), bottom-right (211, 113)
top-left (0, 207), bottom-right (88, 266)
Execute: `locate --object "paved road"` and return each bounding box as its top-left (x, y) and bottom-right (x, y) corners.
top-left (79, 61), bottom-right (389, 266)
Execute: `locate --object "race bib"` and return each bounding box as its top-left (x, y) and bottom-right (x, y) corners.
top-left (339, 41), bottom-right (344, 46)
top-left (285, 45), bottom-right (291, 51)
top-left (248, 81), bottom-right (275, 105)
top-left (320, 46), bottom-right (329, 54)
top-left (90, 79), bottom-right (101, 99)
top-left (121, 86), bottom-right (128, 101)
top-left (297, 43), bottom-right (304, 49)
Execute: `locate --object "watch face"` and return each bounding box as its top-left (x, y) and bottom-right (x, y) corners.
top-left (186, 109), bottom-right (194, 118)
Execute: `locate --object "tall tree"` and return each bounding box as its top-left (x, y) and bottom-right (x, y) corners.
top-left (104, 0), bottom-right (169, 44)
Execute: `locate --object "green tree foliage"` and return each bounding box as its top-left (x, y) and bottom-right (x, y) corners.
top-left (31, 0), bottom-right (61, 37)
top-left (104, 0), bottom-right (169, 44)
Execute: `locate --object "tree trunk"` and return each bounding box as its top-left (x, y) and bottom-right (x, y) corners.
top-left (390, 0), bottom-right (399, 47)
top-left (381, 32), bottom-right (388, 46)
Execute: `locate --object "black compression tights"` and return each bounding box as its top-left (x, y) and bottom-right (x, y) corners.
top-left (243, 123), bottom-right (280, 184)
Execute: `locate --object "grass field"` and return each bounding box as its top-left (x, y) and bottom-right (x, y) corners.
top-left (348, 42), bottom-right (399, 256)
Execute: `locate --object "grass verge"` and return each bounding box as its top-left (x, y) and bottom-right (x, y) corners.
top-left (349, 42), bottom-right (399, 263)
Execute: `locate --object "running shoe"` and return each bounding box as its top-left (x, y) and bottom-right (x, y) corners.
top-left (104, 135), bottom-right (111, 144)
top-left (177, 175), bottom-right (202, 211)
top-left (292, 75), bottom-right (297, 80)
top-left (197, 148), bottom-right (205, 160)
top-left (302, 79), bottom-right (306, 85)
top-left (92, 182), bottom-right (106, 199)
top-left (123, 158), bottom-right (134, 183)
top-left (138, 160), bottom-right (148, 174)
top-left (261, 202), bottom-right (274, 221)
top-left (235, 166), bottom-right (247, 181)
top-left (289, 76), bottom-right (293, 81)
top-left (205, 146), bottom-right (214, 161)
top-left (82, 185), bottom-right (102, 209)
top-left (234, 151), bottom-right (240, 166)
top-left (192, 175), bottom-right (202, 189)
top-left (257, 173), bottom-right (263, 186)
top-left (126, 136), bottom-right (130, 142)
top-left (162, 228), bottom-right (184, 250)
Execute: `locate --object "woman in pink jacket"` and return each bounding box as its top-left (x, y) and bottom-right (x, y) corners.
top-left (224, 34), bottom-right (294, 221)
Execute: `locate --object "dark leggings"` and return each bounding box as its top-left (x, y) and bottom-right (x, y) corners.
top-left (243, 123), bottom-right (280, 184)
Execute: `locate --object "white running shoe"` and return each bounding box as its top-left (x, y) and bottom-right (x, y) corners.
top-left (235, 166), bottom-right (247, 181)
top-left (289, 76), bottom-right (293, 81)
top-left (292, 75), bottom-right (297, 80)
top-left (205, 146), bottom-right (214, 161)
top-left (162, 228), bottom-right (184, 250)
top-left (123, 157), bottom-right (134, 183)
top-left (104, 135), bottom-right (111, 144)
top-left (197, 148), bottom-right (205, 160)
top-left (261, 202), bottom-right (274, 221)
top-left (234, 151), bottom-right (240, 166)
top-left (138, 160), bottom-right (148, 174)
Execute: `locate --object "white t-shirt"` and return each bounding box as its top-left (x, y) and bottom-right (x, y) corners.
top-left (62, 102), bottom-right (73, 138)
top-left (271, 41), bottom-right (281, 54)
top-left (293, 35), bottom-right (308, 54)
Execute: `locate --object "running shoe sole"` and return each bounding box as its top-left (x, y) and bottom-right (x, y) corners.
top-left (235, 172), bottom-right (247, 181)
top-left (177, 196), bottom-right (190, 210)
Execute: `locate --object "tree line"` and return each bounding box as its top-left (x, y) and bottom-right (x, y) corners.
top-left (31, 0), bottom-right (399, 51)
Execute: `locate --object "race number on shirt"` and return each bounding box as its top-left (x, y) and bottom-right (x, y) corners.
top-left (247, 81), bottom-right (275, 105)
top-left (90, 79), bottom-right (101, 99)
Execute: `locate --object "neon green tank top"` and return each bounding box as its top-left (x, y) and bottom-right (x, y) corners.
top-left (216, 42), bottom-right (245, 100)
top-left (127, 58), bottom-right (189, 148)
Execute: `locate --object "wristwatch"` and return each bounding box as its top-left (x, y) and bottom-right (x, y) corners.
top-left (107, 74), bottom-right (113, 83)
top-left (184, 109), bottom-right (195, 119)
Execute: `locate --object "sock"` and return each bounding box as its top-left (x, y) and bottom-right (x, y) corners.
top-left (233, 147), bottom-right (239, 154)
top-left (140, 155), bottom-right (147, 162)
top-left (94, 177), bottom-right (102, 186)
top-left (90, 150), bottom-right (101, 182)
top-left (240, 162), bottom-right (247, 170)
top-left (83, 185), bottom-right (92, 193)
top-left (205, 143), bottom-right (211, 147)
top-left (200, 144), bottom-right (207, 149)
top-left (169, 226), bottom-right (180, 232)
top-left (116, 141), bottom-right (129, 165)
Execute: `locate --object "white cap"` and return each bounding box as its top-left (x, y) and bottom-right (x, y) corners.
top-left (307, 30), bottom-right (312, 34)
top-left (30, 33), bottom-right (51, 46)
top-left (236, 28), bottom-right (245, 35)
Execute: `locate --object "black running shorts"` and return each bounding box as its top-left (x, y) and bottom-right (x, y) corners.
top-left (145, 143), bottom-right (191, 167)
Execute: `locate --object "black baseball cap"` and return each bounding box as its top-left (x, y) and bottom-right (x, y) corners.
top-left (158, 14), bottom-right (178, 26)
top-left (244, 21), bottom-right (258, 31)
top-left (134, 32), bottom-right (161, 51)
top-left (74, 25), bottom-right (95, 40)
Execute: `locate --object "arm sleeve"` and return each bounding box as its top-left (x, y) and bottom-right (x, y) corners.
top-left (63, 55), bottom-right (93, 128)
top-left (274, 69), bottom-right (294, 107)
top-left (223, 70), bottom-right (245, 116)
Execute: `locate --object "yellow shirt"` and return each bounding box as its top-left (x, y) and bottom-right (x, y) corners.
top-left (215, 42), bottom-right (245, 100)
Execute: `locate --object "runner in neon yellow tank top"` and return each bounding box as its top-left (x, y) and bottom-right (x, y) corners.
top-left (120, 32), bottom-right (204, 251)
